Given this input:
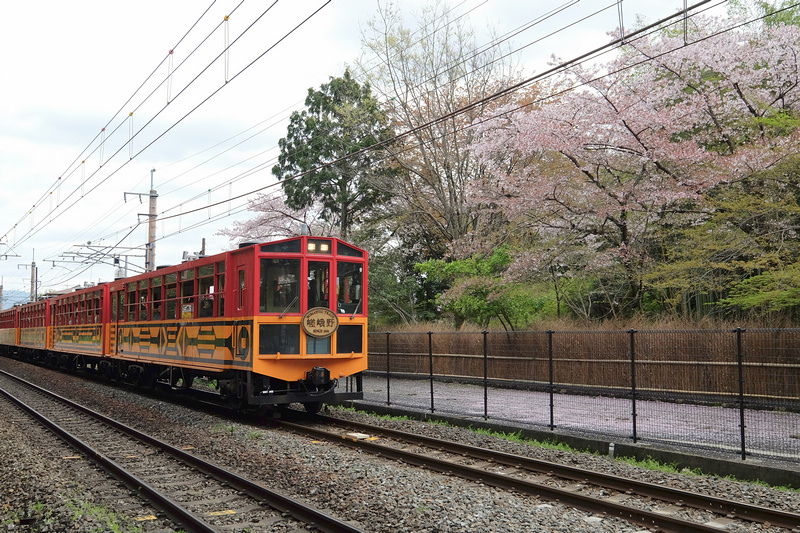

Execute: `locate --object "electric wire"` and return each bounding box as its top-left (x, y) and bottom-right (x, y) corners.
top-left (1, 1), bottom-right (220, 245)
top-left (8, 0), bottom-right (780, 294)
top-left (4, 0), bottom-right (324, 260)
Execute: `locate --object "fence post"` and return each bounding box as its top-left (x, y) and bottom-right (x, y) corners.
top-left (428, 331), bottom-right (435, 413)
top-left (548, 330), bottom-right (555, 431)
top-left (483, 330), bottom-right (488, 420)
top-left (736, 327), bottom-right (747, 460)
top-left (629, 329), bottom-right (638, 443)
top-left (386, 332), bottom-right (391, 406)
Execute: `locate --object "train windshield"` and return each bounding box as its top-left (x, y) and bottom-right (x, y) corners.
top-left (336, 262), bottom-right (363, 314)
top-left (260, 258), bottom-right (301, 313)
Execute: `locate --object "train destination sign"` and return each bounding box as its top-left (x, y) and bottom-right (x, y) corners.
top-left (302, 307), bottom-right (339, 338)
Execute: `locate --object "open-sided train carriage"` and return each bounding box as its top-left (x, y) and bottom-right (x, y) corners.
top-left (0, 236), bottom-right (367, 413)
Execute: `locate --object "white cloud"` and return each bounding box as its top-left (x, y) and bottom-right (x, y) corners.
top-left (0, 0), bottom-right (726, 298)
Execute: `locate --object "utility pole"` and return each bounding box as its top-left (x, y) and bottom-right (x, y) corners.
top-left (18, 250), bottom-right (38, 302)
top-left (125, 168), bottom-right (158, 272)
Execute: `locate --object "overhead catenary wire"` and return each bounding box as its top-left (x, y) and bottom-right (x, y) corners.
top-left (2, 0), bottom-right (634, 268)
top-left (3, 0), bottom-right (325, 260)
top-left (1, 1), bottom-right (221, 246)
top-left (7, 0), bottom-right (766, 293)
top-left (1, 1), bottom-right (253, 252)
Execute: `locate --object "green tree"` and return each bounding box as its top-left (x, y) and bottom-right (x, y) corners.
top-left (416, 246), bottom-right (545, 330)
top-left (646, 155), bottom-right (800, 320)
top-left (272, 69), bottom-right (394, 239)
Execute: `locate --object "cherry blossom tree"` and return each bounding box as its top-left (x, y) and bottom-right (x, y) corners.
top-left (216, 192), bottom-right (335, 246)
top-left (471, 15), bottom-right (800, 317)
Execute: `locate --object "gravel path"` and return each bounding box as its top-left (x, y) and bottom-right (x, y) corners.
top-left (1, 357), bottom-right (798, 532)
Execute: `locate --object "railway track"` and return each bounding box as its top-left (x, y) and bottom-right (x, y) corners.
top-left (276, 414), bottom-right (800, 533)
top-left (0, 369), bottom-right (364, 533)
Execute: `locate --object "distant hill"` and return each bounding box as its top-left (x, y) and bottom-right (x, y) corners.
top-left (2, 290), bottom-right (31, 309)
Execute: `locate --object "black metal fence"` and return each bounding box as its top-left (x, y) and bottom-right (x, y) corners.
top-left (363, 329), bottom-right (800, 464)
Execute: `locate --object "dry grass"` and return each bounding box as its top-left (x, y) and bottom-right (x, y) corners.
top-left (367, 324), bottom-right (800, 404)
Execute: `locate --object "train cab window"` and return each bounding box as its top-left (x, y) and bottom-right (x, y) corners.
top-left (336, 261), bottom-right (363, 315)
top-left (261, 240), bottom-right (301, 253)
top-left (307, 261), bottom-right (330, 310)
top-left (337, 242), bottom-right (364, 257)
top-left (260, 258), bottom-right (300, 314)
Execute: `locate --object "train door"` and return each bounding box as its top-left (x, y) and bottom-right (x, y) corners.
top-left (306, 260), bottom-right (331, 354)
top-left (233, 263), bottom-right (249, 361)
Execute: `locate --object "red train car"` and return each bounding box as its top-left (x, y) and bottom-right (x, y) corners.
top-left (18, 299), bottom-right (50, 354)
top-left (0, 236), bottom-right (367, 412)
top-left (0, 307), bottom-right (18, 346)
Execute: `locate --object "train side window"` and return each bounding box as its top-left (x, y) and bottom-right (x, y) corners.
top-left (151, 277), bottom-right (162, 320)
top-left (181, 269), bottom-right (195, 319)
top-left (93, 292), bottom-right (101, 323)
top-left (198, 265), bottom-right (214, 318)
top-left (260, 258), bottom-right (300, 314)
top-left (165, 273), bottom-right (178, 320)
top-left (216, 267), bottom-right (225, 316)
top-left (139, 280), bottom-right (149, 321)
top-left (127, 284), bottom-right (137, 321)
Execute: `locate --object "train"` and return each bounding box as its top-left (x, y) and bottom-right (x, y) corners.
top-left (0, 235), bottom-right (367, 413)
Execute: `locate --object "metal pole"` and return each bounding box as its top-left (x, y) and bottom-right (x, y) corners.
top-left (386, 332), bottom-right (391, 406)
top-left (548, 330), bottom-right (555, 430)
top-left (629, 329), bottom-right (638, 443)
top-left (483, 331), bottom-right (488, 420)
top-left (428, 331), bottom-right (435, 413)
top-left (736, 327), bottom-right (747, 460)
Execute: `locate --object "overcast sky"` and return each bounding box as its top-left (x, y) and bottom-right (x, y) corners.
top-left (0, 0), bottom-right (726, 305)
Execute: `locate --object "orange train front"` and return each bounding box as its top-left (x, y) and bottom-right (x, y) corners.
top-left (0, 236), bottom-right (367, 413)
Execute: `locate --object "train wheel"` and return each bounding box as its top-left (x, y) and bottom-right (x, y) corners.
top-left (303, 402), bottom-right (322, 414)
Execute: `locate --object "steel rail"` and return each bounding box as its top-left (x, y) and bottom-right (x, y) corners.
top-left (0, 370), bottom-right (364, 533)
top-left (316, 415), bottom-right (800, 530)
top-left (0, 383), bottom-right (219, 533)
top-left (279, 418), bottom-right (788, 533)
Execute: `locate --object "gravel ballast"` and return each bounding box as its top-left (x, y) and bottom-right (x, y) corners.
top-left (1, 357), bottom-right (798, 532)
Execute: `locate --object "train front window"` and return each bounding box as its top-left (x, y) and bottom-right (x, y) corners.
top-left (260, 258), bottom-right (300, 313)
top-left (307, 261), bottom-right (330, 310)
top-left (336, 261), bottom-right (363, 314)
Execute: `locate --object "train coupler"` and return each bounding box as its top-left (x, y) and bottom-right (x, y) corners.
top-left (307, 366), bottom-right (331, 387)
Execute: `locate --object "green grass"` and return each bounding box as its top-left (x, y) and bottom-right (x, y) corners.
top-left (336, 406), bottom-right (800, 491)
top-left (65, 499), bottom-right (144, 533)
